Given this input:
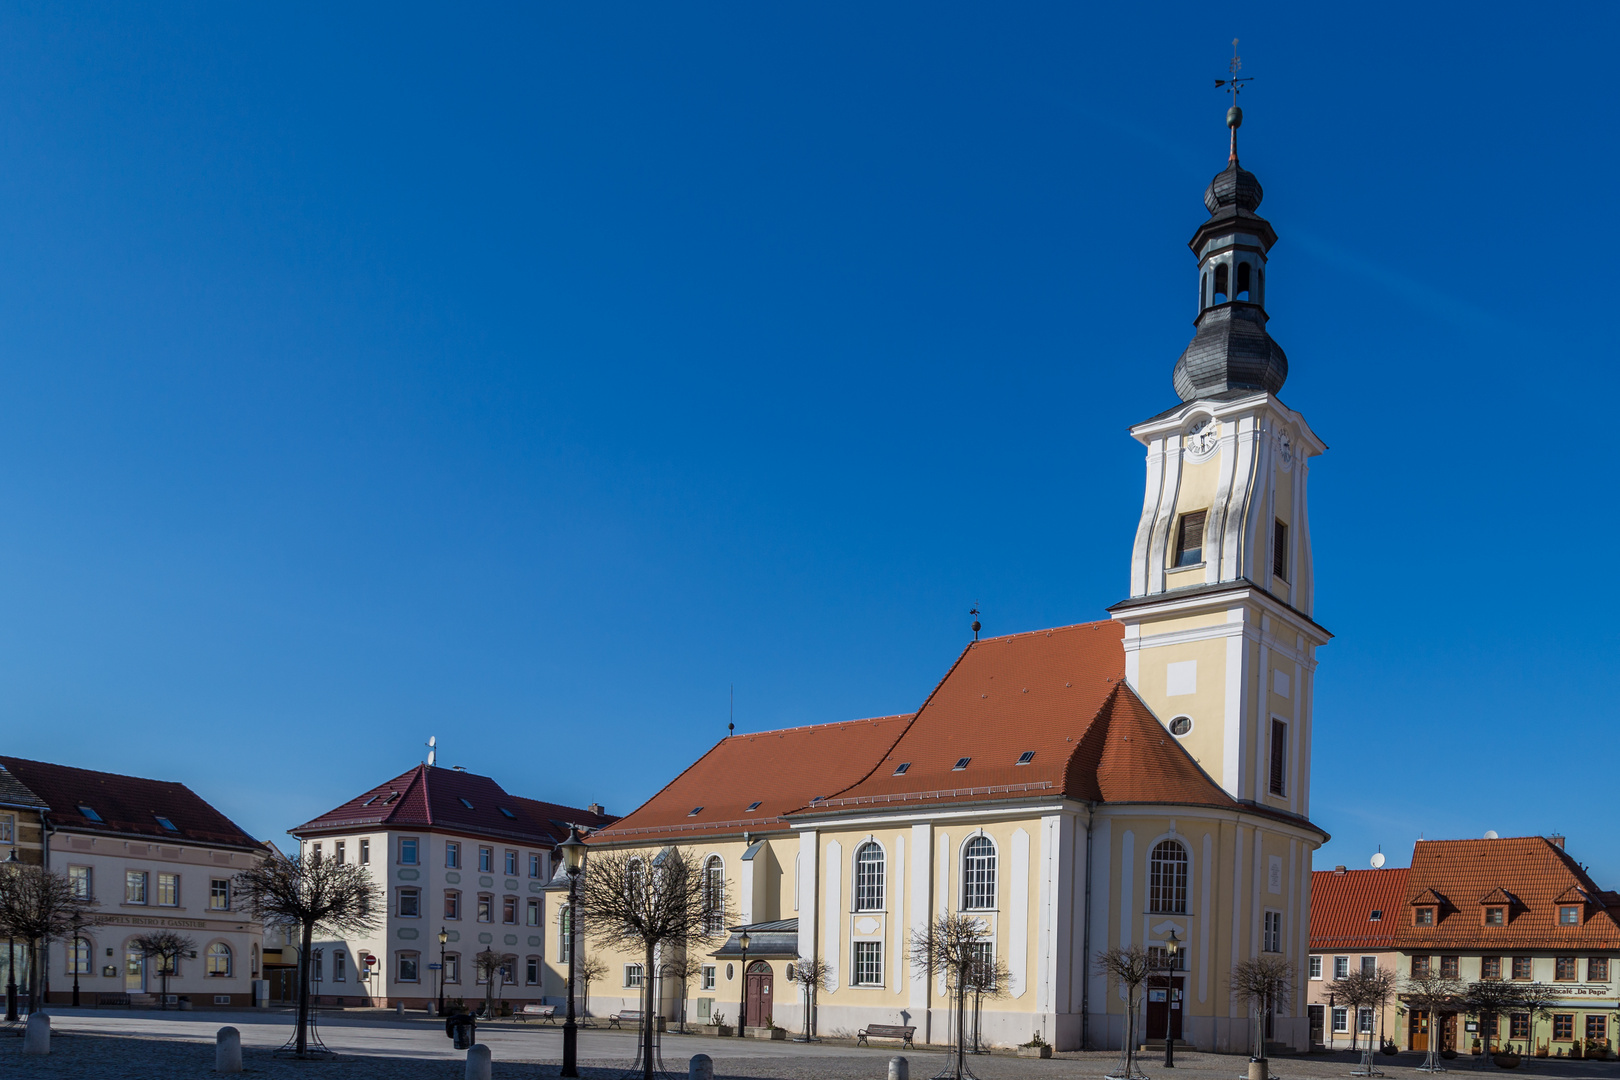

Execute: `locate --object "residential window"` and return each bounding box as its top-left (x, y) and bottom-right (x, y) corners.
top-left (962, 836), bottom-right (997, 910)
top-left (1358, 1008), bottom-right (1375, 1034)
top-left (1587, 1015), bottom-right (1607, 1042)
top-left (853, 940), bottom-right (883, 986)
top-left (210, 879), bottom-right (231, 911)
top-left (1482, 956), bottom-right (1502, 979)
top-left (1332, 1006), bottom-right (1349, 1034)
top-left (206, 943), bottom-right (232, 978)
top-left (1360, 956), bottom-right (1376, 975)
top-left (1510, 956), bottom-right (1530, 980)
top-left (445, 891), bottom-right (461, 919)
top-left (1174, 509), bottom-right (1207, 567)
top-left (312, 842), bottom-right (322, 862)
top-left (702, 965), bottom-right (716, 991)
top-left (67, 936), bottom-right (91, 975)
top-left (446, 842), bottom-right (460, 869)
top-left (398, 887), bottom-right (421, 918)
top-left (855, 842), bottom-right (885, 911)
top-left (0, 813), bottom-right (11, 844)
top-left (1556, 956), bottom-right (1577, 981)
top-left (126, 870), bottom-right (148, 904)
top-left (397, 952), bottom-right (420, 983)
top-left (704, 855), bottom-right (726, 933)
top-left (625, 963), bottom-right (644, 988)
top-left (530, 853), bottom-right (542, 879)
top-left (157, 873), bottom-right (179, 907)
top-left (1263, 911), bottom-right (1282, 953)
top-left (1559, 905), bottom-right (1580, 926)
top-left (1410, 956), bottom-right (1430, 978)
top-left (527, 898), bottom-right (542, 927)
top-left (335, 841), bottom-right (346, 864)
top-left (1510, 1013), bottom-right (1529, 1039)
top-left (360, 839), bottom-right (370, 864)
top-left (1441, 955), bottom-right (1460, 979)
top-left (1272, 520), bottom-right (1289, 581)
top-left (1309, 956), bottom-right (1322, 980)
top-left (1149, 840), bottom-right (1189, 914)
top-left (560, 907), bottom-right (573, 952)
top-left (503, 896), bottom-right (518, 924)
top-left (1552, 1014), bottom-right (1574, 1041)
top-left (400, 838), bottom-right (418, 865)
top-left (527, 956), bottom-right (541, 985)
top-left (478, 895), bottom-right (493, 923)
top-left (334, 950), bottom-right (347, 982)
top-left (1414, 907), bottom-right (1435, 926)
top-left (445, 953), bottom-right (460, 984)
top-left (479, 847), bottom-right (493, 873)
top-left (1589, 957), bottom-right (1609, 982)
top-left (505, 850), bottom-right (518, 876)
top-left (1484, 906), bottom-right (1505, 926)
top-left (69, 866), bottom-right (92, 900)
top-left (1268, 719), bottom-right (1287, 796)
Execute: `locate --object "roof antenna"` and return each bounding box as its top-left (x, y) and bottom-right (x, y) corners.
top-left (970, 604), bottom-right (981, 643)
top-left (426, 735), bottom-right (436, 767)
top-left (1213, 38), bottom-right (1252, 162)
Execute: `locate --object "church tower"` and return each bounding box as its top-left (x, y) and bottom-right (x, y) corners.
top-left (1110, 105), bottom-right (1328, 821)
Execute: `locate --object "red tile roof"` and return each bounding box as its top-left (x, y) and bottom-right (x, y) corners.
top-left (292, 765), bottom-right (614, 847)
top-left (0, 756), bottom-right (261, 852)
top-left (1394, 836), bottom-right (1620, 950)
top-left (589, 715), bottom-right (914, 845)
top-left (1309, 867), bottom-right (1410, 950)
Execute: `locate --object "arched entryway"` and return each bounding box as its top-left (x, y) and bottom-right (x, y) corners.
top-left (744, 960), bottom-right (773, 1028)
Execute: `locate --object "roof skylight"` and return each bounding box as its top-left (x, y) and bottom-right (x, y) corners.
top-left (1370, 910), bottom-right (1383, 921)
top-left (1016, 751), bottom-right (1036, 765)
top-left (362, 795), bottom-right (379, 806)
top-left (746, 801), bottom-right (762, 812)
top-left (688, 807), bottom-right (704, 817)
top-left (459, 798), bottom-right (475, 809)
top-left (78, 806), bottom-right (102, 822)
top-left (154, 816), bottom-right (179, 832)
top-left (893, 763), bottom-right (910, 776)
top-left (382, 792), bottom-right (400, 804)
top-left (953, 757), bottom-right (971, 771)
top-left (499, 807), bottom-right (516, 819)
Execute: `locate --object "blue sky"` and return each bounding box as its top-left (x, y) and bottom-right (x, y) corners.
top-left (0, 4), bottom-right (1615, 882)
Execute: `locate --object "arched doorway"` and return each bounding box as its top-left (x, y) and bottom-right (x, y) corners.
top-left (744, 960), bottom-right (772, 1028)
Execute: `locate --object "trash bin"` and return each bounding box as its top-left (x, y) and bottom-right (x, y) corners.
top-left (446, 1013), bottom-right (477, 1050)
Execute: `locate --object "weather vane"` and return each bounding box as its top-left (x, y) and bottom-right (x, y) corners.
top-left (970, 604), bottom-right (981, 643)
top-left (1213, 39), bottom-right (1252, 160)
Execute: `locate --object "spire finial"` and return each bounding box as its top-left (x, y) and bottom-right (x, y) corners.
top-left (1214, 39), bottom-right (1252, 162)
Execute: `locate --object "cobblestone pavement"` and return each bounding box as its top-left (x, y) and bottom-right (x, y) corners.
top-left (4, 1010), bottom-right (1620, 1079)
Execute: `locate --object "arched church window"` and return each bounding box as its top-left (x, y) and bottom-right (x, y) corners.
top-left (1200, 271), bottom-right (1208, 310)
top-left (1236, 262), bottom-right (1252, 301)
top-left (855, 843), bottom-right (884, 911)
top-left (704, 855), bottom-right (725, 932)
top-left (1149, 840), bottom-right (1189, 914)
top-left (1213, 263), bottom-right (1229, 303)
top-left (962, 836), bottom-right (997, 910)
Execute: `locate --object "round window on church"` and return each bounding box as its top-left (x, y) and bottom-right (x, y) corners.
top-left (1169, 716), bottom-right (1193, 737)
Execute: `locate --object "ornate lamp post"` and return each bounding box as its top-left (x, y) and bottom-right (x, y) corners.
top-left (737, 931), bottom-right (752, 1032)
top-left (70, 916), bottom-right (84, 1008)
top-left (437, 929), bottom-right (449, 1016)
top-left (559, 827), bottom-right (587, 1079)
top-left (1163, 929), bottom-right (1181, 1068)
top-left (5, 848), bottom-right (18, 1022)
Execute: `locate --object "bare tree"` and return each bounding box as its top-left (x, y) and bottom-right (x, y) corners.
top-left (577, 951), bottom-right (608, 1020)
top-left (790, 954), bottom-right (830, 1040)
top-left (232, 852), bottom-right (381, 1056)
top-left (1230, 955), bottom-right (1293, 1062)
top-left (910, 912), bottom-right (1000, 1079)
top-left (0, 861), bottom-right (98, 1013)
top-left (474, 949), bottom-right (505, 1018)
top-left (575, 847), bottom-right (730, 1080)
top-left (1336, 968), bottom-right (1398, 1052)
top-left (964, 947), bottom-right (1011, 1053)
top-left (661, 952), bottom-right (706, 1032)
top-left (1403, 972), bottom-right (1464, 1072)
top-left (1094, 945), bottom-right (1155, 1079)
top-left (1462, 978), bottom-right (1546, 1059)
top-left (130, 930), bottom-right (196, 1010)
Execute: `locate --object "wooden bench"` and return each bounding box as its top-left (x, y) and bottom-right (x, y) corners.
top-left (518, 1004), bottom-right (558, 1024)
top-left (858, 1024), bottom-right (916, 1048)
top-left (96, 993), bottom-right (132, 1009)
top-left (607, 1009), bottom-right (640, 1029)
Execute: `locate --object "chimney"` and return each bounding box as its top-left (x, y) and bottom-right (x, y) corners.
top-left (588, 803), bottom-right (605, 817)
top-left (1549, 833), bottom-right (1565, 849)
top-left (1334, 865), bottom-right (1347, 874)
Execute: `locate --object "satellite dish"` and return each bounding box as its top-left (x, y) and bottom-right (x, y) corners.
top-left (427, 735), bottom-right (437, 767)
top-left (1370, 852), bottom-right (1386, 869)
top-left (1484, 830), bottom-right (1499, 840)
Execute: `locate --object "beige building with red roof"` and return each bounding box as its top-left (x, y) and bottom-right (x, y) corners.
top-left (1306, 864), bottom-right (1408, 1049)
top-left (572, 111), bottom-right (1333, 1053)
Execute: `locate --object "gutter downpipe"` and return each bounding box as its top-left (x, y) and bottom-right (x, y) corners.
top-left (1080, 802), bottom-right (1095, 1050)
top-left (41, 813), bottom-right (54, 1010)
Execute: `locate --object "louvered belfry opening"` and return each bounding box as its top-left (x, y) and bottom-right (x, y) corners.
top-left (1175, 510), bottom-right (1206, 567)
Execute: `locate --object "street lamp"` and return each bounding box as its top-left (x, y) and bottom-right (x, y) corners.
top-left (559, 826), bottom-right (587, 1079)
top-left (5, 848), bottom-right (18, 1023)
top-left (738, 931), bottom-right (752, 1032)
top-left (70, 916), bottom-right (84, 1008)
top-left (1163, 929), bottom-right (1181, 1068)
top-left (437, 929), bottom-right (449, 1017)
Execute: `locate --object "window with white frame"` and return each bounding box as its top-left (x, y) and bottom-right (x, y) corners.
top-left (67, 936), bottom-right (91, 975)
top-left (206, 942), bottom-right (233, 978)
top-left (1358, 1007), bottom-right (1375, 1034)
top-left (1309, 955), bottom-right (1322, 980)
top-left (704, 856), bottom-right (725, 932)
top-left (400, 837), bottom-right (418, 865)
top-left (528, 898), bottom-right (542, 927)
top-left (69, 865), bottom-right (92, 900)
top-left (1332, 1006), bottom-right (1349, 1033)
top-left (1361, 956), bottom-right (1377, 975)
top-left (446, 842), bottom-right (460, 869)
top-left (855, 842), bottom-right (885, 911)
top-left (527, 956), bottom-right (541, 985)
top-left (505, 850), bottom-right (518, 876)
top-left (479, 846), bottom-right (493, 873)
top-left (962, 836), bottom-right (997, 910)
top-left (398, 887), bottom-right (421, 918)
top-left (126, 870), bottom-right (148, 904)
top-left (625, 963), bottom-right (644, 988)
top-left (334, 840), bottom-right (345, 864)
top-left (1149, 839), bottom-right (1189, 913)
top-left (397, 952), bottom-right (419, 982)
top-left (1333, 956), bottom-right (1349, 979)
top-left (1263, 911), bottom-right (1282, 953)
top-left (853, 940), bottom-right (883, 986)
top-left (702, 964), bottom-right (716, 990)
top-left (157, 873), bottom-right (179, 907)
top-left (210, 879), bottom-right (231, 911)
top-left (0, 813), bottom-right (11, 844)
top-left (530, 853), bottom-right (542, 879)
top-left (445, 953), bottom-right (460, 983)
top-left (334, 950), bottom-right (347, 982)
top-left (969, 941), bottom-right (997, 988)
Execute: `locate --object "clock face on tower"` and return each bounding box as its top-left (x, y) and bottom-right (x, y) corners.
top-left (1185, 417), bottom-right (1219, 458)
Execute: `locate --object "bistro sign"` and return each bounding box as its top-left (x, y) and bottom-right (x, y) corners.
top-left (98, 914), bottom-right (208, 930)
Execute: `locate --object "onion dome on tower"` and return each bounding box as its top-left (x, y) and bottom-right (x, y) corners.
top-left (1171, 105), bottom-right (1288, 402)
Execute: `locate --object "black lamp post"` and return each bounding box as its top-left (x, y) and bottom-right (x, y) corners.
top-left (1328, 990), bottom-right (1336, 1053)
top-left (559, 826), bottom-right (587, 1079)
top-left (738, 931), bottom-right (751, 1032)
top-left (1163, 929), bottom-right (1180, 1068)
top-left (5, 848), bottom-right (18, 1022)
top-left (437, 928), bottom-right (448, 1016)
top-left (70, 916), bottom-right (83, 1008)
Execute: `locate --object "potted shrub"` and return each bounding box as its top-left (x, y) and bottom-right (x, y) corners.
top-left (1380, 1038), bottom-right (1399, 1056)
top-left (1493, 1042), bottom-right (1522, 1069)
top-left (1440, 1048), bottom-right (1457, 1060)
top-left (746, 1013), bottom-right (787, 1040)
top-left (1571, 1040), bottom-right (1583, 1060)
top-left (1018, 1035), bottom-right (1053, 1059)
top-left (1471, 1036), bottom-right (1482, 1055)
top-left (702, 1011), bottom-right (733, 1037)
top-left (1536, 1040), bottom-right (1549, 1057)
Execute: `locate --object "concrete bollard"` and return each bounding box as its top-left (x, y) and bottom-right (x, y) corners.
top-left (465, 1042), bottom-right (492, 1080)
top-left (396, 1001), bottom-right (405, 1017)
top-left (689, 1053), bottom-right (714, 1080)
top-left (888, 1056), bottom-right (909, 1080)
top-left (1247, 1060), bottom-right (1269, 1080)
top-left (22, 1012), bottom-right (50, 1056)
top-left (216, 1026), bottom-right (243, 1073)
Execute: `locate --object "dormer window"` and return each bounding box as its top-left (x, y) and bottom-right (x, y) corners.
top-left (1414, 907), bottom-right (1435, 927)
top-left (1484, 906), bottom-right (1506, 926)
top-left (1559, 905), bottom-right (1581, 926)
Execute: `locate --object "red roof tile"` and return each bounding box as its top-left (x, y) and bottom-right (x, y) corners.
top-left (1309, 867), bottom-right (1410, 950)
top-left (0, 756), bottom-right (261, 851)
top-left (292, 765), bottom-right (613, 847)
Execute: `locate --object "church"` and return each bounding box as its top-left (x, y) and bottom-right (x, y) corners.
top-left (563, 105), bottom-right (1330, 1053)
